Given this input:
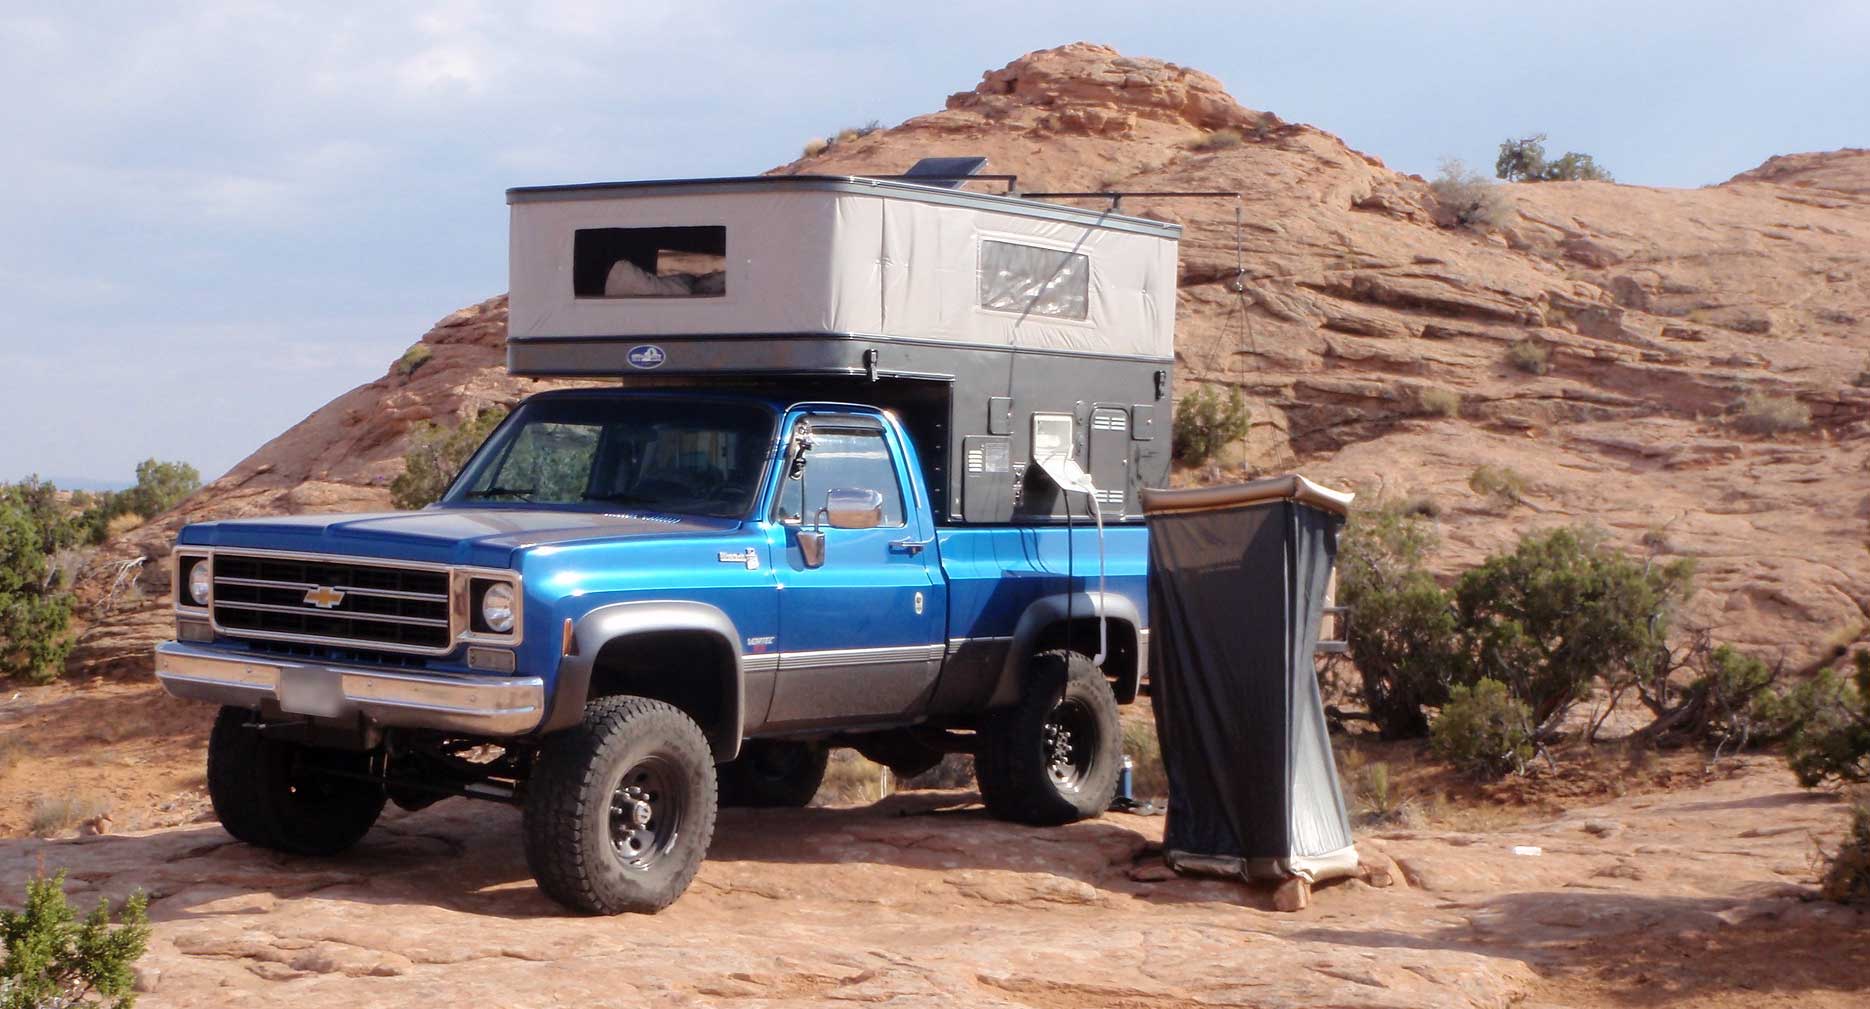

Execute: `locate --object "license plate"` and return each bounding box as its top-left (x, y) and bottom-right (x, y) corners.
top-left (277, 667), bottom-right (344, 718)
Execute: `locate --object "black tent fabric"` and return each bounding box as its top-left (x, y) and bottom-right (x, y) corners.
top-left (1140, 475), bottom-right (1358, 883)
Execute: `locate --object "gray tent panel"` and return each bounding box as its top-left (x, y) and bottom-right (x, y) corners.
top-left (1141, 475), bottom-right (1358, 883)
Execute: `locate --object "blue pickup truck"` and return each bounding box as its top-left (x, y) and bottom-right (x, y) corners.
top-left (155, 169), bottom-right (1182, 914)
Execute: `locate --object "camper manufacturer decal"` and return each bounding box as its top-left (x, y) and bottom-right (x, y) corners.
top-left (626, 344), bottom-right (666, 369)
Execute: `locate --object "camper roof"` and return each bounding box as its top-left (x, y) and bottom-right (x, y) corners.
top-left (506, 174), bottom-right (1182, 240)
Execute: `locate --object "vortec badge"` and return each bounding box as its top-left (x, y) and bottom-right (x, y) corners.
top-left (718, 549), bottom-right (760, 570)
top-left (303, 585), bottom-right (346, 609)
top-left (626, 344), bottom-right (666, 369)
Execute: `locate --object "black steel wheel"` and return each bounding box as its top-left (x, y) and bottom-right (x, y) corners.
top-left (1042, 695), bottom-right (1100, 792)
top-left (206, 706), bottom-right (386, 855)
top-left (975, 650), bottom-right (1122, 825)
top-left (523, 695), bottom-right (717, 914)
top-left (608, 755), bottom-right (687, 867)
top-left (718, 740), bottom-right (829, 808)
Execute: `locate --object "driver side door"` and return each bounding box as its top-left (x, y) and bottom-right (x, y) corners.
top-left (763, 414), bottom-right (943, 728)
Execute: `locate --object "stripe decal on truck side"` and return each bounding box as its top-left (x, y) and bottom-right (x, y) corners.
top-left (741, 642), bottom-right (957, 674)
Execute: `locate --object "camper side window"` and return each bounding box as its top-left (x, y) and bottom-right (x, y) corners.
top-left (977, 240), bottom-right (1089, 321)
top-left (573, 226), bottom-right (727, 299)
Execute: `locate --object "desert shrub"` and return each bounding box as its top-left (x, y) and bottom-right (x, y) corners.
top-left (813, 749), bottom-right (887, 805)
top-left (28, 796), bottom-right (111, 838)
top-left (74, 460), bottom-right (201, 544)
top-left (1467, 464), bottom-right (1526, 508)
top-left (0, 487), bottom-right (74, 684)
top-left (801, 137), bottom-right (829, 158)
top-left (1121, 717), bottom-right (1168, 799)
top-left (1171, 384), bottom-right (1250, 466)
top-left (1397, 495), bottom-right (1441, 518)
top-left (1429, 159), bottom-right (1513, 230)
top-left (1506, 338), bottom-right (1551, 375)
top-left (1337, 504), bottom-right (1463, 738)
top-left (102, 512), bottom-right (144, 539)
top-left (1689, 645), bottom-right (1780, 747)
top-left (1496, 134), bottom-right (1613, 182)
top-left (1773, 651), bottom-right (1870, 787)
top-left (1821, 797), bottom-right (1870, 905)
top-left (1348, 760), bottom-right (1417, 824)
top-left (1734, 392), bottom-right (1811, 435)
top-left (1418, 386), bottom-right (1462, 418)
top-left (394, 343), bottom-right (432, 377)
top-left (1854, 359), bottom-right (1870, 388)
top-left (115, 460), bottom-right (199, 523)
top-left (832, 120), bottom-right (882, 145)
top-left (1633, 635), bottom-right (1785, 750)
top-left (0, 871), bottom-right (150, 1009)
top-left (1456, 526), bottom-right (1692, 736)
top-left (1432, 678), bottom-right (1534, 779)
top-left (1186, 128), bottom-right (1242, 152)
top-left (390, 407), bottom-right (509, 510)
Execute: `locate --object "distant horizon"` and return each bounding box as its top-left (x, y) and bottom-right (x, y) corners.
top-left (6, 3), bottom-right (1865, 483)
top-left (13, 475), bottom-right (135, 493)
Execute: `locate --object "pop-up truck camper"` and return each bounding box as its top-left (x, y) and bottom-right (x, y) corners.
top-left (503, 169), bottom-right (1179, 521)
top-left (152, 160), bottom-right (1355, 915)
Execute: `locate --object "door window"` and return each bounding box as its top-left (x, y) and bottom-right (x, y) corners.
top-left (776, 426), bottom-right (905, 527)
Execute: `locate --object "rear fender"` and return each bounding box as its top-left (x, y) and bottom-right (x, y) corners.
top-left (989, 592), bottom-right (1142, 708)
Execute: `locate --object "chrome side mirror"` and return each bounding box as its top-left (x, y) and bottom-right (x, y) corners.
top-left (823, 488), bottom-right (885, 530)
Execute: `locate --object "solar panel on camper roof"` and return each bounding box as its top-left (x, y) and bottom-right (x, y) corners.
top-left (901, 156), bottom-right (989, 188)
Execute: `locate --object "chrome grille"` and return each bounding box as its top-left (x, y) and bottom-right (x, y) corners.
top-left (211, 553), bottom-right (452, 652)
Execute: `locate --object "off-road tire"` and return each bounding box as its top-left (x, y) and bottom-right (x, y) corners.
top-left (718, 740), bottom-right (829, 808)
top-left (851, 730), bottom-right (946, 779)
top-left (975, 650), bottom-right (1122, 826)
top-left (206, 706), bottom-right (387, 855)
top-left (522, 696), bottom-right (717, 915)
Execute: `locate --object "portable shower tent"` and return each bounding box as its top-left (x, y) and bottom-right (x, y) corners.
top-left (503, 174), bottom-right (1183, 524)
top-left (1140, 475), bottom-right (1360, 884)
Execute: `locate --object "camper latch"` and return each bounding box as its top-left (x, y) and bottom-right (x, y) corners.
top-left (865, 348), bottom-right (880, 382)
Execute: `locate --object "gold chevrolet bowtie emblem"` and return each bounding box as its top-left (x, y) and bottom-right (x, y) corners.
top-left (303, 585), bottom-right (346, 609)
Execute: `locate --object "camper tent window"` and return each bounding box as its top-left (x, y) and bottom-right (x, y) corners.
top-left (573, 226), bottom-right (727, 299)
top-left (977, 240), bottom-right (1090, 321)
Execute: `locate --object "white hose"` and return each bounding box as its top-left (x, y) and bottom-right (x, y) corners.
top-left (1089, 486), bottom-right (1107, 668)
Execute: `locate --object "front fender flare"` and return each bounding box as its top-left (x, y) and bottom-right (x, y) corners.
top-left (542, 600), bottom-right (746, 762)
top-left (988, 592), bottom-right (1143, 708)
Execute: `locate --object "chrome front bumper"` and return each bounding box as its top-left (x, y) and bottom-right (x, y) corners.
top-left (154, 641), bottom-right (546, 735)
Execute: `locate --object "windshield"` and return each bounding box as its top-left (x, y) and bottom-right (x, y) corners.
top-left (442, 396), bottom-right (776, 519)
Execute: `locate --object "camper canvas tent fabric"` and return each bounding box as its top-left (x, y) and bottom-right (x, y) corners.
top-left (505, 177), bottom-right (1180, 361)
top-left (1141, 476), bottom-right (1359, 883)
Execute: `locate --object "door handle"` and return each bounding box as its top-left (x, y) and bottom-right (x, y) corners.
top-left (889, 536), bottom-right (934, 556)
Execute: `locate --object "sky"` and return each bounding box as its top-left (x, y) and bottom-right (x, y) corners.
top-left (4, 1), bottom-right (1866, 485)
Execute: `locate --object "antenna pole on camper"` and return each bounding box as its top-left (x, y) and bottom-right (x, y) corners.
top-left (1019, 190), bottom-right (1241, 211)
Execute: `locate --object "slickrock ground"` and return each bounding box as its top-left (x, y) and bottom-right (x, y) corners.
top-left (1, 757), bottom-right (1864, 1008)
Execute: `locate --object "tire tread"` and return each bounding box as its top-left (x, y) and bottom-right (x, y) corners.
top-left (975, 650), bottom-right (1121, 826)
top-left (523, 695), bottom-right (717, 914)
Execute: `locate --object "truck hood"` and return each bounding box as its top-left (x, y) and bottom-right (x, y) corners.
top-left (177, 508), bottom-right (741, 567)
